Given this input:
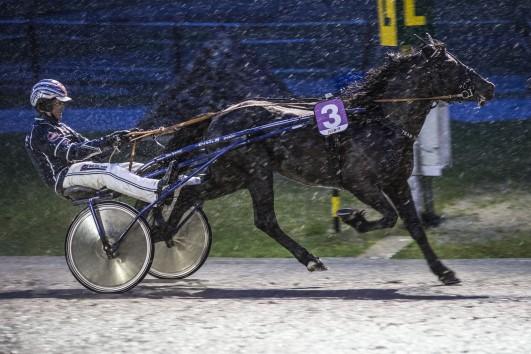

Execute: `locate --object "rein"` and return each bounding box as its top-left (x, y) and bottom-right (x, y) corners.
top-left (373, 89), bottom-right (473, 103)
top-left (373, 89), bottom-right (474, 140)
top-left (127, 87), bottom-right (472, 142)
top-left (126, 101), bottom-right (315, 142)
top-left (125, 88), bottom-right (472, 168)
top-left (124, 101), bottom-right (315, 170)
top-left (127, 112), bottom-right (218, 142)
top-left (126, 111), bottom-right (217, 171)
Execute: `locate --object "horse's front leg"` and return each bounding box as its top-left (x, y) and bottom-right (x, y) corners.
top-left (340, 181), bottom-right (398, 233)
top-left (247, 171), bottom-right (327, 272)
top-left (384, 182), bottom-right (460, 285)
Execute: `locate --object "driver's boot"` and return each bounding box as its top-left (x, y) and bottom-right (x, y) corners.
top-left (156, 160), bottom-right (177, 204)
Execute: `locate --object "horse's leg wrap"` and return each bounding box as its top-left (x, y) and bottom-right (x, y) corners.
top-left (337, 208), bottom-right (370, 232)
top-left (306, 257), bottom-right (328, 272)
top-left (339, 184), bottom-right (398, 233)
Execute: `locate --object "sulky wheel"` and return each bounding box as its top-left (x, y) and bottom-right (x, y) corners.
top-left (148, 203), bottom-right (212, 279)
top-left (65, 201), bottom-right (153, 293)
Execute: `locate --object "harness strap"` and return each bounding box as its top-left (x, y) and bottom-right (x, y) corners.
top-left (325, 133), bottom-right (343, 183)
top-left (399, 128), bottom-right (415, 140)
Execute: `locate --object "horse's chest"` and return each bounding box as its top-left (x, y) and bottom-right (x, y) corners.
top-left (371, 139), bottom-right (413, 180)
top-left (345, 128), bottom-right (413, 180)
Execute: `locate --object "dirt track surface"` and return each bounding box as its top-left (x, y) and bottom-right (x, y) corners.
top-left (0, 257), bottom-right (530, 354)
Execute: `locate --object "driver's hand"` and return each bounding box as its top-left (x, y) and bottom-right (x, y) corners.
top-left (124, 128), bottom-right (142, 134)
top-left (112, 129), bottom-right (132, 136)
top-left (108, 130), bottom-right (132, 146)
top-left (107, 128), bottom-right (144, 146)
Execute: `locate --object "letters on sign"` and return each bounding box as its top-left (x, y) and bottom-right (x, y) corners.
top-left (377, 0), bottom-right (428, 47)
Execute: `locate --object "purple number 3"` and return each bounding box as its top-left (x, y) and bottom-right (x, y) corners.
top-left (321, 104), bottom-right (342, 129)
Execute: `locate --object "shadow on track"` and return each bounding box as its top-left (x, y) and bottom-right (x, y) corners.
top-left (0, 285), bottom-right (489, 301)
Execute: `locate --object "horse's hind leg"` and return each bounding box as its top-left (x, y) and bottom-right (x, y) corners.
top-left (384, 182), bottom-right (460, 285)
top-left (247, 171), bottom-right (327, 272)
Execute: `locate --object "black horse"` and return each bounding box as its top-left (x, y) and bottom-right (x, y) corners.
top-left (164, 37), bottom-right (495, 285)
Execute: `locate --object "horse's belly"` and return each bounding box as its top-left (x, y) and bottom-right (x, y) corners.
top-left (274, 140), bottom-right (340, 187)
top-left (277, 167), bottom-right (337, 188)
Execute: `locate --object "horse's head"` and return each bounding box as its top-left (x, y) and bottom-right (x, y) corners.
top-left (418, 35), bottom-right (495, 106)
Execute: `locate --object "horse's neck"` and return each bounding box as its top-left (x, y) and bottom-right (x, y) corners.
top-left (341, 56), bottom-right (436, 137)
top-left (381, 68), bottom-right (434, 137)
top-left (386, 101), bottom-right (433, 137)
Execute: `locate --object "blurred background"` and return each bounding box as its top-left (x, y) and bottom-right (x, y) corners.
top-left (0, 0), bottom-right (529, 257)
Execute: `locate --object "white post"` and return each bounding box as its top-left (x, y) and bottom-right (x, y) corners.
top-left (408, 102), bottom-right (451, 219)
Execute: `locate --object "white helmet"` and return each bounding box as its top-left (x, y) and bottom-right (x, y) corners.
top-left (30, 79), bottom-right (72, 107)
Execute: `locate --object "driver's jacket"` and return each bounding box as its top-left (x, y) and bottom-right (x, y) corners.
top-left (25, 115), bottom-right (114, 194)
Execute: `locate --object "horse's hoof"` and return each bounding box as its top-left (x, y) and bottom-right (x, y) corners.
top-left (421, 212), bottom-right (443, 228)
top-left (439, 270), bottom-right (461, 285)
top-left (337, 208), bottom-right (369, 232)
top-left (307, 258), bottom-right (328, 272)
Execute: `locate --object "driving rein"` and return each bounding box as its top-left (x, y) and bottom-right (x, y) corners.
top-left (373, 89), bottom-right (474, 103)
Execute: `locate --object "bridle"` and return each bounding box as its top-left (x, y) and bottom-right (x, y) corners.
top-left (373, 46), bottom-right (477, 104)
top-left (370, 45), bottom-right (478, 140)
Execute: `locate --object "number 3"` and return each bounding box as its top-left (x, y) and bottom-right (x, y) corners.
top-left (321, 104), bottom-right (341, 129)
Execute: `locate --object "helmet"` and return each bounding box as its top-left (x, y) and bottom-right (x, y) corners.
top-left (30, 79), bottom-right (72, 107)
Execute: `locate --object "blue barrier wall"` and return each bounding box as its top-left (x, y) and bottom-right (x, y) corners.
top-left (0, 0), bottom-right (529, 132)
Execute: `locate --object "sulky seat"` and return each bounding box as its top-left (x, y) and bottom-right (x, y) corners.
top-left (63, 186), bottom-right (117, 205)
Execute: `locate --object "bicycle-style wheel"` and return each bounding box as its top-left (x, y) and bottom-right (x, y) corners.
top-left (65, 201), bottom-right (153, 293)
top-left (149, 206), bottom-right (212, 279)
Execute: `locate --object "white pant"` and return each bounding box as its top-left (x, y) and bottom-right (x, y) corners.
top-left (63, 162), bottom-right (160, 203)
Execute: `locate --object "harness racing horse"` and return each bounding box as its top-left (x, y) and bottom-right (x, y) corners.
top-left (165, 37), bottom-right (495, 285)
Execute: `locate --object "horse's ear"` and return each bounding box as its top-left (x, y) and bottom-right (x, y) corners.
top-left (421, 45), bottom-right (436, 59)
top-left (414, 34), bottom-right (429, 46)
top-left (418, 33), bottom-right (440, 58)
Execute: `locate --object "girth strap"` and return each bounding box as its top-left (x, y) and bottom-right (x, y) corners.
top-left (325, 134), bottom-right (343, 183)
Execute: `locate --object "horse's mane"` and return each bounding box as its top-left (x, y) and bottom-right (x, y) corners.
top-left (340, 49), bottom-right (421, 107)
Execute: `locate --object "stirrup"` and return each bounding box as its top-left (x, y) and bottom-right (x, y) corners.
top-left (162, 160), bottom-right (176, 185)
top-left (157, 160), bottom-right (176, 198)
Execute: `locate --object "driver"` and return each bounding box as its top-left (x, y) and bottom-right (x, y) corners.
top-left (24, 79), bottom-right (195, 203)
